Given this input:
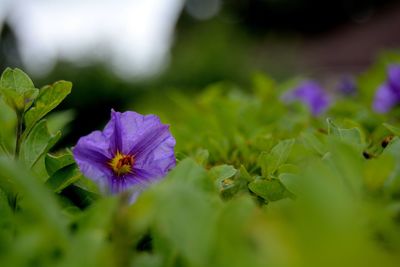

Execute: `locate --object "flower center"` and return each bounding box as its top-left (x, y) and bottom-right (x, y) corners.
top-left (109, 152), bottom-right (134, 176)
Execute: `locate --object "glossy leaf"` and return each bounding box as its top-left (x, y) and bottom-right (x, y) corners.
top-left (258, 138), bottom-right (295, 177)
top-left (20, 120), bottom-right (61, 168)
top-left (46, 165), bottom-right (82, 193)
top-left (45, 150), bottom-right (75, 176)
top-left (24, 81), bottom-right (72, 136)
top-left (0, 68), bottom-right (38, 111)
top-left (327, 118), bottom-right (363, 145)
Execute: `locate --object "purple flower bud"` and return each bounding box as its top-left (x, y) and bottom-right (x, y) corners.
top-left (282, 80), bottom-right (330, 116)
top-left (73, 110), bottom-right (176, 201)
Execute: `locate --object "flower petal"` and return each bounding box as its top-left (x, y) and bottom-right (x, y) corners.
top-left (104, 110), bottom-right (166, 154)
top-left (73, 130), bottom-right (113, 185)
top-left (110, 109), bottom-right (123, 153)
top-left (129, 125), bottom-right (176, 178)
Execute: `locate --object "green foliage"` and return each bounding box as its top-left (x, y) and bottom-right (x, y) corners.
top-left (0, 68), bottom-right (38, 112)
top-left (20, 120), bottom-right (61, 168)
top-left (2, 60), bottom-right (400, 267)
top-left (24, 81), bottom-right (72, 137)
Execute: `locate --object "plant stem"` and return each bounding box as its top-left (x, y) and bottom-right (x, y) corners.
top-left (14, 112), bottom-right (23, 159)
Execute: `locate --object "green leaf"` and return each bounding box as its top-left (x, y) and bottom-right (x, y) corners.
top-left (216, 165), bottom-right (252, 200)
top-left (60, 184), bottom-right (100, 209)
top-left (0, 156), bottom-right (67, 236)
top-left (209, 165), bottom-right (238, 199)
top-left (209, 164), bottom-right (237, 181)
top-left (381, 138), bottom-right (400, 195)
top-left (258, 139), bottom-right (295, 176)
top-left (364, 154), bottom-right (395, 191)
top-left (383, 123), bottom-right (400, 136)
top-left (248, 179), bottom-right (290, 202)
top-left (45, 150), bottom-right (75, 176)
top-left (45, 165), bottom-right (82, 193)
top-left (301, 131), bottom-right (326, 156)
top-left (238, 165), bottom-right (253, 182)
top-left (76, 197), bottom-right (118, 231)
top-left (0, 87), bottom-right (38, 112)
top-left (257, 151), bottom-right (269, 177)
top-left (0, 68), bottom-right (34, 93)
top-left (325, 139), bottom-right (364, 197)
top-left (0, 88), bottom-right (23, 111)
top-left (151, 172), bottom-right (218, 267)
top-left (167, 158), bottom-right (213, 192)
top-left (279, 173), bottom-right (301, 195)
top-left (24, 80), bottom-right (72, 136)
top-left (0, 68), bottom-right (38, 111)
top-left (20, 120), bottom-right (61, 168)
top-left (327, 118), bottom-right (363, 145)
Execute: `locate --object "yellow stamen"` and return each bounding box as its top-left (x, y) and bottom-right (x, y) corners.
top-left (109, 151), bottom-right (134, 176)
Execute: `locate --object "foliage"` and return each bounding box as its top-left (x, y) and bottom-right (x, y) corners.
top-left (1, 61), bottom-right (400, 267)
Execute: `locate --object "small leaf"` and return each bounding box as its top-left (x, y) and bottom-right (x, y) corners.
top-left (0, 68), bottom-right (34, 93)
top-left (327, 118), bottom-right (363, 145)
top-left (20, 120), bottom-right (61, 168)
top-left (258, 151), bottom-right (269, 177)
top-left (45, 165), bottom-right (82, 193)
top-left (24, 80), bottom-right (72, 136)
top-left (45, 150), bottom-right (75, 176)
top-left (0, 68), bottom-right (38, 111)
top-left (209, 164), bottom-right (237, 181)
top-left (238, 165), bottom-right (253, 182)
top-left (248, 179), bottom-right (290, 202)
top-left (258, 139), bottom-right (295, 176)
top-left (210, 165), bottom-right (238, 199)
top-left (218, 165), bottom-right (252, 200)
top-left (279, 173), bottom-right (301, 195)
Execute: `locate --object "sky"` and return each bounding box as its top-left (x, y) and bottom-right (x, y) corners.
top-left (0, 0), bottom-right (184, 79)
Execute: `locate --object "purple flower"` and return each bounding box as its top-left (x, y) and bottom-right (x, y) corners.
top-left (372, 84), bottom-right (400, 113)
top-left (282, 80), bottom-right (330, 116)
top-left (337, 75), bottom-right (357, 96)
top-left (388, 65), bottom-right (400, 92)
top-left (73, 110), bottom-right (176, 199)
top-left (373, 65), bottom-right (400, 113)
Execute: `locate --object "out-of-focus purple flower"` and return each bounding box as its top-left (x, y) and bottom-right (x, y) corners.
top-left (387, 65), bottom-right (400, 92)
top-left (73, 110), bottom-right (176, 200)
top-left (282, 80), bottom-right (330, 116)
top-left (373, 84), bottom-right (400, 113)
top-left (373, 64), bottom-right (400, 113)
top-left (337, 75), bottom-right (357, 96)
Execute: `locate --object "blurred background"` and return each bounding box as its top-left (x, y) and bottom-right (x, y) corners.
top-left (1, 0), bottom-right (400, 145)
